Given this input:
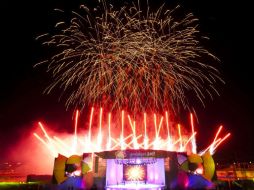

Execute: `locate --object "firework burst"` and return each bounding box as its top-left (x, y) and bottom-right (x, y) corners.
top-left (37, 0), bottom-right (222, 114)
top-left (34, 108), bottom-right (230, 157)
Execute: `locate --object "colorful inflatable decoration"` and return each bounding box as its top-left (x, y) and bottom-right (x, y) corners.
top-left (52, 153), bottom-right (94, 189)
top-left (169, 151), bottom-right (216, 189)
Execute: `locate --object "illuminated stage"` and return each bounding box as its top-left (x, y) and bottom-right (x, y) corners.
top-left (95, 149), bottom-right (174, 190)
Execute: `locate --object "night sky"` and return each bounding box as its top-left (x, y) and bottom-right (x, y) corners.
top-left (1, 0), bottom-right (253, 163)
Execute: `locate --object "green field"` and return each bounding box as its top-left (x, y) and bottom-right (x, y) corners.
top-left (0, 182), bottom-right (54, 190)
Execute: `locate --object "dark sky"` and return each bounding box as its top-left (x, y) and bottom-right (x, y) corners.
top-left (1, 0), bottom-right (253, 163)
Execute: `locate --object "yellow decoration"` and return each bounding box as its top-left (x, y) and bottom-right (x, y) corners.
top-left (66, 155), bottom-right (82, 164)
top-left (53, 154), bottom-right (68, 184)
top-left (188, 154), bottom-right (203, 164)
top-left (180, 160), bottom-right (189, 171)
top-left (202, 152), bottom-right (215, 180)
top-left (82, 162), bottom-right (91, 174)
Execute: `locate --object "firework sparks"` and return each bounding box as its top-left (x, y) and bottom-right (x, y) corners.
top-left (34, 108), bottom-right (229, 157)
top-left (37, 0), bottom-right (222, 114)
top-left (199, 125), bottom-right (231, 155)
